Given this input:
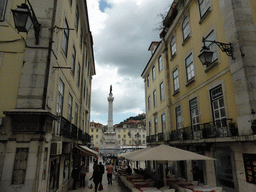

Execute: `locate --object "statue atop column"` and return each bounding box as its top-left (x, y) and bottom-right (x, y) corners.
top-left (110, 85), bottom-right (112, 94)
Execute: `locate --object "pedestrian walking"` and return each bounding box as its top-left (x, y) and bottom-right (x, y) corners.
top-left (106, 163), bottom-right (113, 185)
top-left (79, 162), bottom-right (87, 188)
top-left (90, 165), bottom-right (102, 192)
top-left (99, 162), bottom-right (105, 184)
top-left (71, 164), bottom-right (79, 190)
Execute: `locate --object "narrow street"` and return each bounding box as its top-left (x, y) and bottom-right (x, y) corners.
top-left (69, 160), bottom-right (129, 192)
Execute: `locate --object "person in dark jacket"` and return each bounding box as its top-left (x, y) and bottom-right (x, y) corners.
top-left (126, 165), bottom-right (132, 175)
top-left (90, 165), bottom-right (102, 192)
top-left (98, 162), bottom-right (105, 184)
top-left (71, 164), bottom-right (79, 190)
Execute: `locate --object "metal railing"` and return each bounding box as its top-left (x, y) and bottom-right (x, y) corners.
top-left (147, 119), bottom-right (238, 143)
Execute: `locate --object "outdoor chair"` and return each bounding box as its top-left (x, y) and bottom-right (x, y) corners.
top-left (163, 189), bottom-right (176, 192)
top-left (213, 187), bottom-right (222, 192)
top-left (159, 186), bottom-right (169, 191)
top-left (191, 181), bottom-right (198, 186)
top-left (176, 186), bottom-right (186, 192)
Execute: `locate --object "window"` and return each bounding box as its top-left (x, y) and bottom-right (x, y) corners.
top-left (170, 37), bottom-right (177, 56)
top-left (198, 0), bottom-right (211, 18)
top-left (123, 129), bottom-right (126, 132)
top-left (62, 19), bottom-right (69, 57)
top-left (182, 17), bottom-right (190, 40)
top-left (0, 0), bottom-right (7, 21)
top-left (83, 80), bottom-right (86, 98)
top-left (204, 30), bottom-right (217, 65)
top-left (124, 135), bottom-right (126, 138)
top-left (160, 82), bottom-right (164, 101)
top-left (96, 135), bottom-right (98, 138)
top-left (118, 135), bottom-right (120, 138)
top-left (154, 118), bottom-right (158, 135)
top-left (91, 128), bottom-right (93, 132)
top-left (176, 106), bottom-right (182, 129)
top-left (190, 98), bottom-right (200, 128)
top-left (82, 112), bottom-right (84, 130)
top-left (80, 29), bottom-right (83, 49)
top-left (161, 114), bottom-right (166, 133)
top-left (153, 90), bottom-right (157, 106)
top-left (74, 103), bottom-right (78, 125)
top-left (71, 46), bottom-right (76, 75)
top-left (210, 85), bottom-right (226, 123)
top-left (152, 66), bottom-right (156, 81)
top-left (75, 6), bottom-right (79, 31)
top-left (149, 121), bottom-right (152, 135)
top-left (158, 55), bottom-right (163, 72)
top-left (148, 96), bottom-right (151, 111)
top-left (129, 140), bottom-right (131, 144)
top-left (57, 79), bottom-right (64, 116)
top-left (68, 93), bottom-right (73, 121)
top-left (12, 148), bottom-right (29, 184)
top-left (185, 53), bottom-right (195, 82)
top-left (69, 0), bottom-right (72, 6)
top-left (91, 135), bottom-right (93, 138)
top-left (173, 69), bottom-right (179, 92)
top-left (147, 75), bottom-right (150, 87)
top-left (77, 63), bottom-right (81, 87)
top-left (96, 129), bottom-right (98, 132)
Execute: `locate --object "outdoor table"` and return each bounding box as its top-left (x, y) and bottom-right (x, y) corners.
top-left (127, 175), bottom-right (141, 181)
top-left (133, 181), bottom-right (150, 188)
top-left (140, 187), bottom-right (161, 192)
top-left (186, 186), bottom-right (217, 192)
top-left (131, 179), bottom-right (146, 183)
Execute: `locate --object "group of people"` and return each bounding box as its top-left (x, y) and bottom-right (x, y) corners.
top-left (72, 159), bottom-right (115, 192)
top-left (90, 160), bottom-right (115, 192)
top-left (71, 162), bottom-right (88, 190)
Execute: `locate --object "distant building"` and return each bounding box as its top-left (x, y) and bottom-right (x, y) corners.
top-left (114, 119), bottom-right (147, 151)
top-left (89, 122), bottom-right (104, 150)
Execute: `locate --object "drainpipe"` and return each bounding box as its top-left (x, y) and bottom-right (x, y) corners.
top-left (163, 39), bottom-right (172, 141)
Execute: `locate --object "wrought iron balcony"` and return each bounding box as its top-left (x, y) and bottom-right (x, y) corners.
top-left (170, 118), bottom-right (238, 141)
top-left (146, 132), bottom-right (171, 144)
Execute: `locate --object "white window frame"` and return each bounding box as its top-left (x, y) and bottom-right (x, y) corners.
top-left (68, 93), bottom-right (73, 121)
top-left (153, 90), bottom-right (157, 106)
top-left (173, 68), bottom-right (179, 92)
top-left (170, 37), bottom-right (177, 57)
top-left (158, 55), bottom-right (163, 72)
top-left (152, 66), bottom-right (156, 81)
top-left (204, 30), bottom-right (218, 65)
top-left (185, 53), bottom-right (195, 82)
top-left (62, 19), bottom-right (69, 57)
top-left (71, 46), bottom-right (76, 75)
top-left (182, 16), bottom-right (190, 40)
top-left (176, 106), bottom-right (182, 129)
top-left (160, 82), bottom-right (164, 101)
top-left (198, 0), bottom-right (211, 18)
top-left (0, 0), bottom-right (8, 21)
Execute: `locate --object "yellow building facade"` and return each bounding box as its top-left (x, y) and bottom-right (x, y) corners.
top-left (90, 122), bottom-right (104, 150)
top-left (142, 0), bottom-right (256, 191)
top-left (0, 0), bottom-right (95, 191)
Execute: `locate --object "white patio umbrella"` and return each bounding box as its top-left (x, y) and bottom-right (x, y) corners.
top-left (126, 144), bottom-right (215, 186)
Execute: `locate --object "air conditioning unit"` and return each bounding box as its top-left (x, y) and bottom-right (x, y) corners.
top-left (62, 143), bottom-right (73, 154)
top-left (50, 142), bottom-right (62, 155)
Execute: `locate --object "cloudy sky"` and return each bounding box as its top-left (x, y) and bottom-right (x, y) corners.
top-left (87, 0), bottom-right (173, 125)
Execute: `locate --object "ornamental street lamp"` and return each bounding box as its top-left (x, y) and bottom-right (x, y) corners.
top-left (198, 38), bottom-right (234, 65)
top-left (11, 0), bottom-right (41, 44)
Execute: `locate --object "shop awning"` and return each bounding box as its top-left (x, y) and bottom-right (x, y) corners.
top-left (76, 145), bottom-right (98, 156)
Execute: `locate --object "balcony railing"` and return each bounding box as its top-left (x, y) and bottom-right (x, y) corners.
top-left (59, 116), bottom-right (88, 141)
top-left (171, 118), bottom-right (238, 141)
top-left (146, 132), bottom-right (171, 144)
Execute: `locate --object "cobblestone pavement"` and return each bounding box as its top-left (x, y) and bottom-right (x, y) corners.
top-left (69, 161), bottom-right (130, 192)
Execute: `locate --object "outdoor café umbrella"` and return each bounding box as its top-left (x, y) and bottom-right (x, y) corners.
top-left (127, 144), bottom-right (215, 186)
